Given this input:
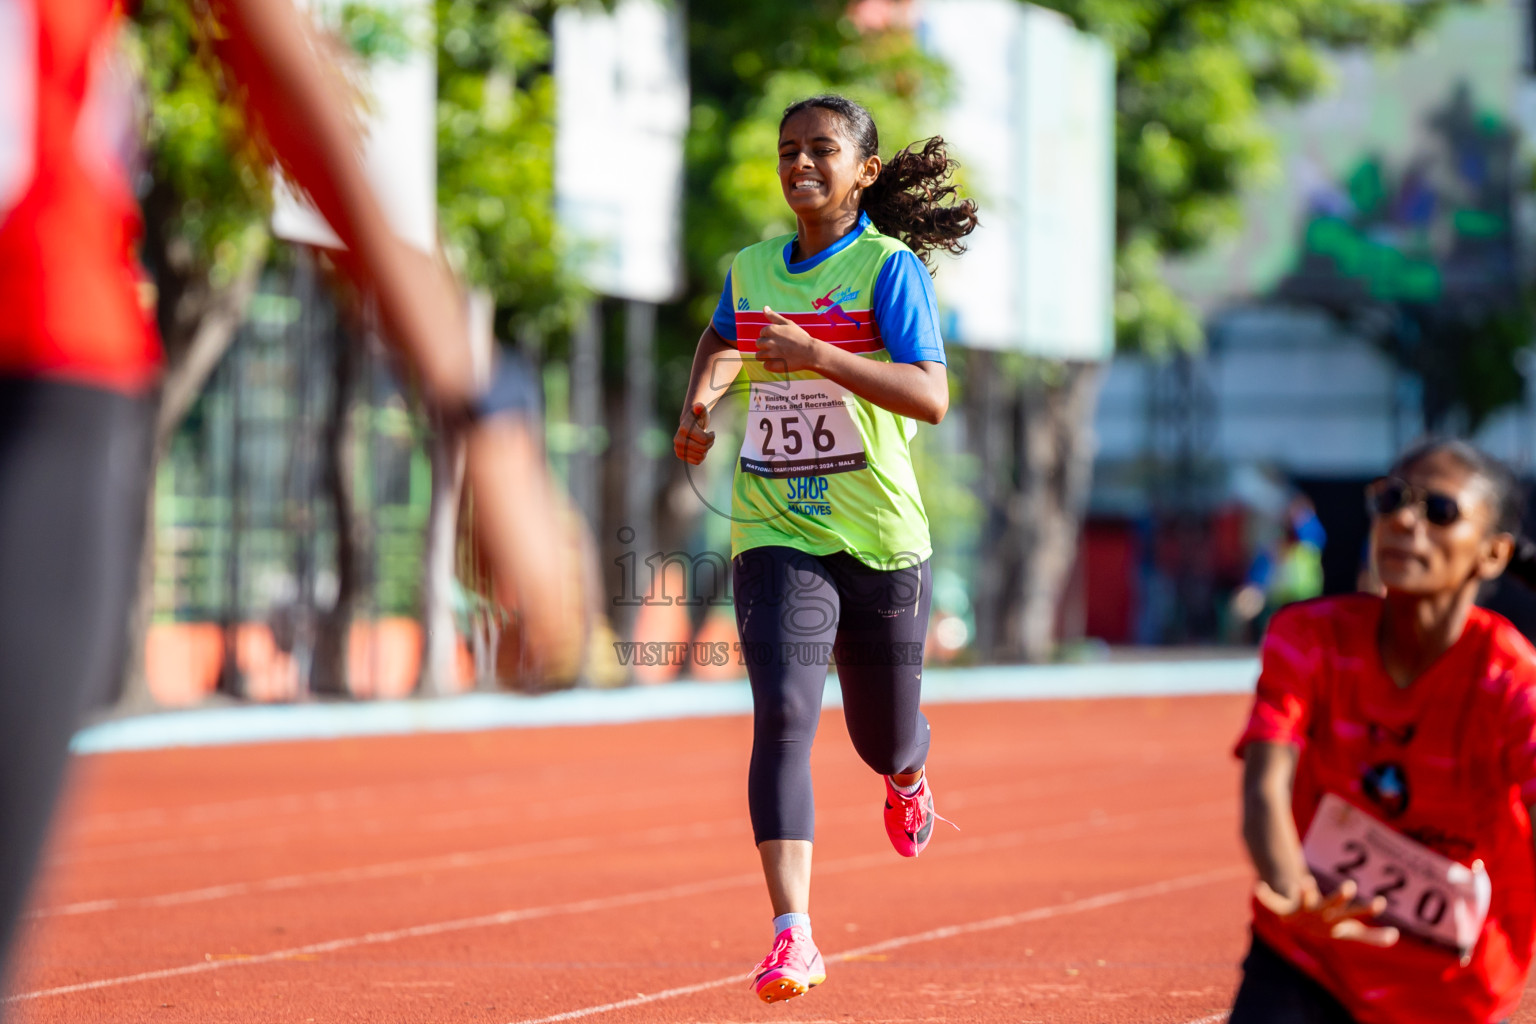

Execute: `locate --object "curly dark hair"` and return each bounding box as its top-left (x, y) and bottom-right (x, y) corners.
top-left (780, 95), bottom-right (979, 270)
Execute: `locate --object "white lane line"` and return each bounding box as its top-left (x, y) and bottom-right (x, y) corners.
top-left (36, 765), bottom-right (1227, 916)
top-left (62, 773), bottom-right (514, 836)
top-left (504, 866), bottom-right (1249, 1024)
top-left (4, 871), bottom-right (767, 1004)
top-left (30, 818), bottom-right (746, 918)
top-left (64, 749), bottom-right (738, 838)
top-left (54, 778), bottom-right (722, 867)
top-left (1176, 1014), bottom-right (1227, 1024)
top-left (8, 799), bottom-right (1232, 1003)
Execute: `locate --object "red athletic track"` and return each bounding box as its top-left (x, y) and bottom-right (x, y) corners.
top-left (7, 695), bottom-right (1535, 1024)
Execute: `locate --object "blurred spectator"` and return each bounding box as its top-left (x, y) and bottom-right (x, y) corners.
top-left (1230, 495), bottom-right (1327, 642)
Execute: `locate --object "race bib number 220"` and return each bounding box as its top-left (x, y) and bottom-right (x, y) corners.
top-left (1302, 793), bottom-right (1491, 962)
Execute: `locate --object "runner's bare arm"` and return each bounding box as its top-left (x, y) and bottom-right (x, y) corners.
top-left (1244, 742), bottom-right (1398, 947)
top-left (208, 0), bottom-right (589, 675)
top-left (754, 310), bottom-right (947, 424)
top-left (1242, 741), bottom-right (1309, 898)
top-left (674, 326), bottom-right (743, 465)
top-left (208, 0), bottom-right (473, 406)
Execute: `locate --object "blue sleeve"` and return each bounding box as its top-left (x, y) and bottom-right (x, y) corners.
top-left (1293, 510), bottom-right (1327, 550)
top-left (872, 249), bottom-right (945, 365)
top-left (711, 269), bottom-right (737, 343)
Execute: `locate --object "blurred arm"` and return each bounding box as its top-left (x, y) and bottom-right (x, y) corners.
top-left (209, 0), bottom-right (473, 406)
top-left (1242, 740), bottom-right (1309, 897)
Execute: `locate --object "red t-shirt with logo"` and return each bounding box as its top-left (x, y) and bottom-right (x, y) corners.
top-left (1236, 594), bottom-right (1536, 1024)
top-left (0, 0), bottom-right (160, 392)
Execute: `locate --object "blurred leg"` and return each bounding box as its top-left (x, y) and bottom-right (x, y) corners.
top-left (0, 378), bottom-right (150, 1000)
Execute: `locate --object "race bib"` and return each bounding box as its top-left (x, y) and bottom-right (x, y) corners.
top-left (739, 378), bottom-right (867, 479)
top-left (1303, 793), bottom-right (1491, 961)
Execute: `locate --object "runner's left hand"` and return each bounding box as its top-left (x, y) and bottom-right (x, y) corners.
top-left (1254, 876), bottom-right (1400, 947)
top-left (755, 307), bottom-right (821, 374)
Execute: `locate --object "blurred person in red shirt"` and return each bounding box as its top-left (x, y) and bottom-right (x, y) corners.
top-left (1232, 439), bottom-right (1536, 1024)
top-left (0, 0), bottom-right (587, 996)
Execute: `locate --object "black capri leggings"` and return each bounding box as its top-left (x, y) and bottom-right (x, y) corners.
top-left (733, 545), bottom-right (932, 844)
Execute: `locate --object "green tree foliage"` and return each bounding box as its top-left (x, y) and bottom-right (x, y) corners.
top-left (128, 0), bottom-right (582, 342)
top-left (434, 0), bottom-right (583, 337)
top-left (129, 0), bottom-right (269, 350)
top-left (1029, 0), bottom-right (1482, 355)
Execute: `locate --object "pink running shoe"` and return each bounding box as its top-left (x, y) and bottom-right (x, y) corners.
top-left (883, 774), bottom-right (950, 857)
top-left (750, 926), bottom-right (826, 1003)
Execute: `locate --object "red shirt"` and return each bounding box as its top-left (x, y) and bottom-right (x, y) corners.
top-left (1237, 595), bottom-right (1536, 1024)
top-left (0, 0), bottom-right (160, 392)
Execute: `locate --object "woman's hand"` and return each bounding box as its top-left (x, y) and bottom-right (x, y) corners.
top-left (755, 307), bottom-right (822, 374)
top-left (1254, 875), bottom-right (1400, 947)
top-left (674, 402), bottom-right (716, 465)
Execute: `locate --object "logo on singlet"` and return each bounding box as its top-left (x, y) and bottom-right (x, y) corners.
top-left (813, 285), bottom-right (861, 328)
top-left (1362, 762), bottom-right (1410, 818)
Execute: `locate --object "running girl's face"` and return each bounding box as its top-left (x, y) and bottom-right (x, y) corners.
top-left (777, 108), bottom-right (881, 224)
top-left (1370, 450), bottom-right (1513, 595)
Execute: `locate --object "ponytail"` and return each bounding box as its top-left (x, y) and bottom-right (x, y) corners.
top-left (779, 95), bottom-right (979, 269)
top-left (861, 136), bottom-right (979, 267)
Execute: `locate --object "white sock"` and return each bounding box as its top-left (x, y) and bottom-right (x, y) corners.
top-left (890, 772), bottom-right (924, 797)
top-left (773, 912), bottom-right (811, 936)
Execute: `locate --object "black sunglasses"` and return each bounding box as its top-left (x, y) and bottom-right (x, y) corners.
top-left (1365, 477), bottom-right (1462, 528)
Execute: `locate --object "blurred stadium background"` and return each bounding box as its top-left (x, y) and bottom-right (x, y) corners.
top-left (119, 0), bottom-right (1536, 710)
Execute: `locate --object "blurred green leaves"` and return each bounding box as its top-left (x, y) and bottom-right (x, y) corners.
top-left (128, 0), bottom-right (588, 340)
top-left (433, 0), bottom-right (582, 338)
top-left (129, 0), bottom-right (1482, 363)
top-left (129, 0), bottom-right (269, 289)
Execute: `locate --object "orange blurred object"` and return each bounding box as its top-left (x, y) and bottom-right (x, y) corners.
top-left (689, 608), bottom-right (741, 682)
top-left (629, 561), bottom-right (690, 685)
top-left (145, 619), bottom-right (473, 704)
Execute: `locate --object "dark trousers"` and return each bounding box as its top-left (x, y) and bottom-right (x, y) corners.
top-left (733, 545), bottom-right (932, 844)
top-left (1229, 935), bottom-right (1359, 1024)
top-left (0, 377), bottom-right (151, 1002)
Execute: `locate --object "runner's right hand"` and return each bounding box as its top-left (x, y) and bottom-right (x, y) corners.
top-left (674, 402), bottom-right (715, 465)
top-left (1254, 876), bottom-right (1400, 947)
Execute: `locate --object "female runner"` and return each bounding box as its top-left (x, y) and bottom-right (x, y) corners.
top-left (672, 94), bottom-right (976, 1002)
top-left (1233, 439), bottom-right (1536, 1023)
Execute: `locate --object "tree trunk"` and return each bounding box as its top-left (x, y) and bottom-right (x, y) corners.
top-left (417, 419), bottom-right (465, 696)
top-left (312, 315), bottom-right (362, 696)
top-left (970, 358), bottom-right (1105, 663)
top-left (1008, 362), bottom-right (1104, 660)
top-left (115, 228), bottom-right (268, 713)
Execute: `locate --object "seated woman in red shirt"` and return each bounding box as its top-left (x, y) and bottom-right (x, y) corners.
top-left (1234, 439), bottom-right (1536, 1024)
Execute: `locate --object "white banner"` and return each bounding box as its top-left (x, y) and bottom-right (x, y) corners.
top-left (554, 0), bottom-right (688, 303)
top-left (923, 0), bottom-right (1114, 359)
top-left (271, 0), bottom-right (436, 253)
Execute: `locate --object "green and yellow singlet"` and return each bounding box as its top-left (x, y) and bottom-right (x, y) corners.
top-left (710, 212), bottom-right (947, 568)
